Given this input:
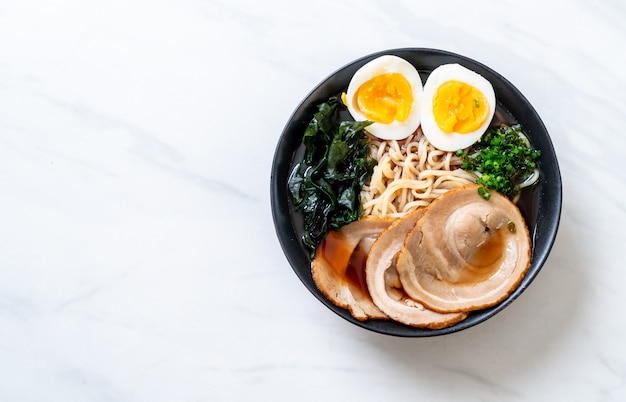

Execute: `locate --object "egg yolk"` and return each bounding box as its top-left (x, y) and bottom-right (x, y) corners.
top-left (354, 73), bottom-right (413, 124)
top-left (432, 80), bottom-right (490, 134)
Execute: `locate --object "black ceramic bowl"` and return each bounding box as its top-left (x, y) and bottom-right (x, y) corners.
top-left (271, 48), bottom-right (562, 337)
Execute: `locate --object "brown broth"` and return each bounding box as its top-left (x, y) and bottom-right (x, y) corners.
top-left (459, 228), bottom-right (508, 283)
top-left (470, 229), bottom-right (505, 268)
top-left (318, 231), bottom-right (368, 294)
top-left (345, 244), bottom-right (368, 293)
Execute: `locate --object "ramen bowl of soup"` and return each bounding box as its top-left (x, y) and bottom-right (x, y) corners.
top-left (270, 48), bottom-right (562, 337)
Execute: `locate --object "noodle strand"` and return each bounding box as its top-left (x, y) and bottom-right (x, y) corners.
top-left (360, 128), bottom-right (479, 217)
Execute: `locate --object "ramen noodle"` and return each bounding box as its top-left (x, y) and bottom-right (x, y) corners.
top-left (360, 128), bottom-right (479, 217)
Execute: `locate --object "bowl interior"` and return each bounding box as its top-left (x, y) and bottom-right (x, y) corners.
top-left (271, 48), bottom-right (562, 337)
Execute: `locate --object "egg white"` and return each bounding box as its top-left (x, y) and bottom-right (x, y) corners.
top-left (421, 63), bottom-right (496, 152)
top-left (345, 55), bottom-right (423, 140)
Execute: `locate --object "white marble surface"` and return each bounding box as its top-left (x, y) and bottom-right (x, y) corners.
top-left (1, 0), bottom-right (625, 400)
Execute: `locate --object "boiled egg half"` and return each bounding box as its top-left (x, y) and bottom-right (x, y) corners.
top-left (344, 55), bottom-right (423, 140)
top-left (421, 63), bottom-right (496, 151)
